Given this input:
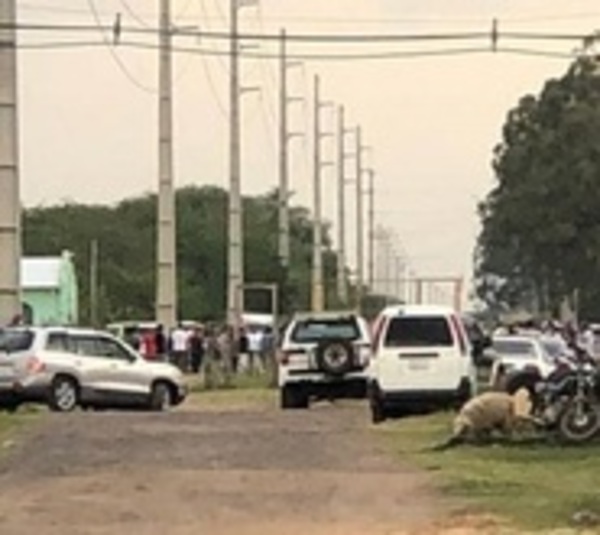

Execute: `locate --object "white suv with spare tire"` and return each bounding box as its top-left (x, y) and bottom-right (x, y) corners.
top-left (278, 311), bottom-right (372, 409)
top-left (368, 304), bottom-right (477, 423)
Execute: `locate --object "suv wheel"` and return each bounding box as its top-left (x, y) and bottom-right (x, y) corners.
top-left (281, 384), bottom-right (309, 410)
top-left (49, 376), bottom-right (79, 412)
top-left (150, 382), bottom-right (173, 412)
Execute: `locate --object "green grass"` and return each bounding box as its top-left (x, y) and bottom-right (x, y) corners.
top-left (378, 412), bottom-right (600, 531)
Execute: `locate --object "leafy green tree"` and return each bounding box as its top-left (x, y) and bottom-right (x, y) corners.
top-left (477, 58), bottom-right (600, 319)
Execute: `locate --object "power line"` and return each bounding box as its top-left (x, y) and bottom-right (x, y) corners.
top-left (5, 20), bottom-right (598, 44)
top-left (84, 0), bottom-right (157, 93)
top-left (9, 39), bottom-right (580, 62)
top-left (19, 3), bottom-right (600, 25)
top-left (119, 0), bottom-right (153, 28)
top-left (196, 0), bottom-right (230, 74)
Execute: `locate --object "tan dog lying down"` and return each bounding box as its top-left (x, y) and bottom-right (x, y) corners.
top-left (433, 390), bottom-right (532, 450)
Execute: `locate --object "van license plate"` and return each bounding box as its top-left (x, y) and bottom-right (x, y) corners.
top-left (408, 361), bottom-right (430, 371)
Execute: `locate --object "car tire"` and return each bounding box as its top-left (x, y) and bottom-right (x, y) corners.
top-left (281, 384), bottom-right (309, 410)
top-left (150, 382), bottom-right (173, 412)
top-left (49, 376), bottom-right (79, 413)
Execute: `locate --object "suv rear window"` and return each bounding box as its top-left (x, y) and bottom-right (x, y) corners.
top-left (0, 329), bottom-right (35, 352)
top-left (291, 317), bottom-right (360, 343)
top-left (384, 316), bottom-right (453, 347)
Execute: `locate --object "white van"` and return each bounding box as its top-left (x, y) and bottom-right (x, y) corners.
top-left (368, 304), bottom-right (476, 423)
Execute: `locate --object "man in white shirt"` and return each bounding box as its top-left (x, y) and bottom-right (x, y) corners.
top-left (170, 324), bottom-right (190, 372)
top-left (246, 328), bottom-right (264, 374)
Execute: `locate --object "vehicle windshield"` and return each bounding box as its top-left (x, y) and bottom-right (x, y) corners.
top-left (540, 339), bottom-right (568, 361)
top-left (492, 339), bottom-right (536, 358)
top-left (383, 316), bottom-right (453, 347)
top-left (291, 317), bottom-right (360, 343)
top-left (0, 328), bottom-right (35, 353)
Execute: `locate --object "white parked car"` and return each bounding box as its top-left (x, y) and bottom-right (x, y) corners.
top-left (278, 311), bottom-right (372, 409)
top-left (0, 326), bottom-right (187, 412)
top-left (368, 305), bottom-right (477, 423)
top-left (488, 335), bottom-right (569, 389)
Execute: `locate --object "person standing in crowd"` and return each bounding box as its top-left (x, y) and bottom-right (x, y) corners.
top-left (246, 327), bottom-right (264, 375)
top-left (170, 323), bottom-right (190, 372)
top-left (217, 324), bottom-right (235, 387)
top-left (260, 326), bottom-right (275, 374)
top-left (155, 324), bottom-right (167, 362)
top-left (189, 326), bottom-right (205, 374)
top-left (140, 328), bottom-right (157, 360)
top-left (237, 326), bottom-right (248, 373)
top-left (203, 323), bottom-right (220, 389)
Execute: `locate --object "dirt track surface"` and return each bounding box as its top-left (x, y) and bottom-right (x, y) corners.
top-left (0, 394), bottom-right (457, 535)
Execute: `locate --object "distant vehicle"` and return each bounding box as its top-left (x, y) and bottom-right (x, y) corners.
top-left (241, 313), bottom-right (274, 333)
top-left (488, 335), bottom-right (570, 389)
top-left (0, 326), bottom-right (187, 412)
top-left (368, 304), bottom-right (478, 423)
top-left (277, 311), bottom-right (372, 409)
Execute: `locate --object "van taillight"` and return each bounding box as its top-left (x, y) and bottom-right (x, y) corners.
top-left (371, 315), bottom-right (388, 356)
top-left (450, 315), bottom-right (468, 357)
top-left (278, 349), bottom-right (307, 365)
top-left (26, 356), bottom-right (46, 374)
top-left (277, 350), bottom-right (290, 365)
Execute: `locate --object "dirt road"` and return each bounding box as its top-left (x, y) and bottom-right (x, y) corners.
top-left (0, 394), bottom-right (457, 535)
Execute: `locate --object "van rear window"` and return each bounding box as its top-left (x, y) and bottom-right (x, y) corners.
top-left (384, 317), bottom-right (453, 347)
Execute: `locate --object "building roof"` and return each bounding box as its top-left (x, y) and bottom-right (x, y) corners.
top-left (20, 257), bottom-right (62, 289)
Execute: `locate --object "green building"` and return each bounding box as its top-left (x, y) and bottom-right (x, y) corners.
top-left (21, 251), bottom-right (79, 326)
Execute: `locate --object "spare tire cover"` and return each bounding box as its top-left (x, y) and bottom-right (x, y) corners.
top-left (315, 339), bottom-right (355, 375)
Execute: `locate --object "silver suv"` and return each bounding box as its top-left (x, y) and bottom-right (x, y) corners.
top-left (278, 311), bottom-right (372, 409)
top-left (0, 327), bottom-right (187, 412)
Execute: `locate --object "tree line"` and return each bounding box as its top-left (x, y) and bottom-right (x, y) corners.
top-left (23, 186), bottom-right (348, 325)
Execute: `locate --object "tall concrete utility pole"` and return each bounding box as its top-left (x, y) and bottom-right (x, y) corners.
top-left (156, 0), bottom-right (177, 329)
top-left (0, 0), bottom-right (21, 324)
top-left (227, 0), bottom-right (243, 329)
top-left (355, 127), bottom-right (364, 311)
top-left (277, 28), bottom-right (294, 271)
top-left (311, 75), bottom-right (324, 312)
top-left (278, 29), bottom-right (289, 269)
top-left (277, 29), bottom-right (302, 269)
top-left (336, 106), bottom-right (348, 305)
top-left (366, 169), bottom-right (375, 291)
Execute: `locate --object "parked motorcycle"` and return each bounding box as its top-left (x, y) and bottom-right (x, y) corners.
top-left (504, 346), bottom-right (600, 444)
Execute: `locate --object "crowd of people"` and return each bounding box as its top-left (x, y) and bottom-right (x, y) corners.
top-left (129, 322), bottom-right (277, 383)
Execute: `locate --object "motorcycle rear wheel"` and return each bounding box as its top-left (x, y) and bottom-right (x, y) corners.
top-left (557, 399), bottom-right (600, 444)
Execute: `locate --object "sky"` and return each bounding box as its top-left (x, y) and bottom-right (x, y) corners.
top-left (14, 0), bottom-right (600, 306)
